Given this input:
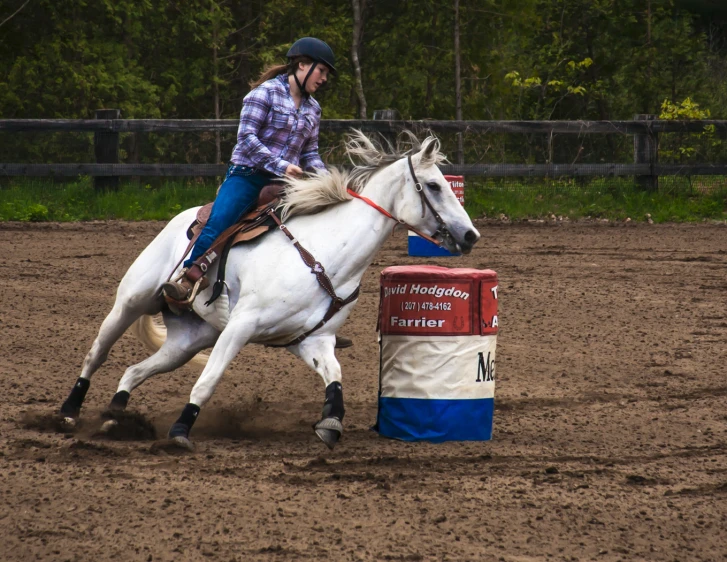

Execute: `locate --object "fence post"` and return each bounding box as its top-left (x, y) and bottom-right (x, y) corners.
top-left (373, 109), bottom-right (399, 149)
top-left (94, 109), bottom-right (121, 191)
top-left (633, 113), bottom-right (658, 191)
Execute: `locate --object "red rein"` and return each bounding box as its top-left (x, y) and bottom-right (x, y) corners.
top-left (346, 189), bottom-right (442, 246)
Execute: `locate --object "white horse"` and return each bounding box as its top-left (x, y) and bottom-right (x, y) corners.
top-left (59, 131), bottom-right (481, 450)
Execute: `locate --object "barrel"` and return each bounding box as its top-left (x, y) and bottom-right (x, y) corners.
top-left (407, 175), bottom-right (465, 257)
top-left (375, 266), bottom-right (498, 442)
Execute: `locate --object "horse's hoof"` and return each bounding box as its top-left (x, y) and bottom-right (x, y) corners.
top-left (61, 417), bottom-right (77, 429)
top-left (169, 436), bottom-right (194, 452)
top-left (314, 418), bottom-right (343, 450)
top-left (99, 419), bottom-right (119, 434)
top-left (167, 422), bottom-right (194, 451)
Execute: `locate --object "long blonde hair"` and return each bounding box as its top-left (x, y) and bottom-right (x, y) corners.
top-left (248, 56), bottom-right (313, 89)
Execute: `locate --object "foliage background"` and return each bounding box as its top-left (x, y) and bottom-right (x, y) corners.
top-left (1, 0), bottom-right (727, 166)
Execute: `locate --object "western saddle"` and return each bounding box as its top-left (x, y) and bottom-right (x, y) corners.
top-left (163, 182), bottom-right (286, 311)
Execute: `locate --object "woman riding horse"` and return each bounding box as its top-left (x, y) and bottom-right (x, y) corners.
top-left (162, 37), bottom-right (352, 349)
top-left (59, 130), bottom-right (480, 450)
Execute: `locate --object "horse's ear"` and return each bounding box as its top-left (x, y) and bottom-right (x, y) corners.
top-left (419, 136), bottom-right (440, 165)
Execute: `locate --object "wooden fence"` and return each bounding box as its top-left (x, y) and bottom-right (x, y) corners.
top-left (3, 112), bottom-right (727, 190)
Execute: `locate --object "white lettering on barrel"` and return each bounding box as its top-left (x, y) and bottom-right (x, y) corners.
top-left (409, 284), bottom-right (469, 300)
top-left (492, 315), bottom-right (498, 327)
top-left (384, 284), bottom-right (408, 298)
top-left (390, 317), bottom-right (445, 328)
top-left (491, 285), bottom-right (498, 299)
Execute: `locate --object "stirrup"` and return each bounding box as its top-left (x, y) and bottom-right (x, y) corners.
top-left (164, 269), bottom-right (206, 307)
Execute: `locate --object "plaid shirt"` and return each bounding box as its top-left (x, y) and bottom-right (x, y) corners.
top-left (230, 74), bottom-right (326, 176)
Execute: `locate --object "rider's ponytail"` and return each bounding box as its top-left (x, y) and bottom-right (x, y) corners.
top-left (248, 56), bottom-right (314, 90)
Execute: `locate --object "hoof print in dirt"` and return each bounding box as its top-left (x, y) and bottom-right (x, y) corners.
top-left (66, 440), bottom-right (118, 458)
top-left (93, 411), bottom-right (157, 441)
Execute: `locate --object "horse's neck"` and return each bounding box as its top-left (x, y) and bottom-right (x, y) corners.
top-left (292, 163), bottom-right (404, 284)
top-left (346, 165), bottom-right (404, 261)
top-left (358, 161), bottom-right (405, 214)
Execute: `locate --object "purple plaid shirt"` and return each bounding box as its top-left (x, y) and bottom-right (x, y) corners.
top-left (230, 74), bottom-right (326, 176)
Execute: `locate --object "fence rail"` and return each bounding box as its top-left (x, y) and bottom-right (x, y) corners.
top-left (2, 118), bottom-right (727, 134)
top-left (5, 163), bottom-right (727, 177)
top-left (2, 116), bottom-right (727, 189)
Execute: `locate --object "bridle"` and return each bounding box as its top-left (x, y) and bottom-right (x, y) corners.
top-left (346, 154), bottom-right (457, 249)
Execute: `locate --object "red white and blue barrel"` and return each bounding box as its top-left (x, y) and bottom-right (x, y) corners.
top-left (408, 175), bottom-right (465, 257)
top-left (376, 266), bottom-right (498, 441)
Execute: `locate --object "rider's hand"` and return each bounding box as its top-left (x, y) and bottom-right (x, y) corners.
top-left (285, 164), bottom-right (304, 178)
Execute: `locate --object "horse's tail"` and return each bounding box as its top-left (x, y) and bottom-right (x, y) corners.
top-left (130, 315), bottom-right (210, 368)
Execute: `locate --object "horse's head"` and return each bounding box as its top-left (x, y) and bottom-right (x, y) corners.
top-left (391, 136), bottom-right (480, 254)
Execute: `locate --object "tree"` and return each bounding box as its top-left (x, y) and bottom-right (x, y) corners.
top-left (2, 0), bottom-right (726, 166)
top-left (351, 0), bottom-right (367, 119)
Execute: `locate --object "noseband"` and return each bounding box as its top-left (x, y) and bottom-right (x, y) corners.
top-left (405, 155), bottom-right (457, 248)
top-left (346, 154), bottom-right (456, 248)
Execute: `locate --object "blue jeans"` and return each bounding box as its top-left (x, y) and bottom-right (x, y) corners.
top-left (184, 165), bottom-right (274, 268)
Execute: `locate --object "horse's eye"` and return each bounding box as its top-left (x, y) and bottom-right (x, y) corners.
top-left (426, 182), bottom-right (441, 192)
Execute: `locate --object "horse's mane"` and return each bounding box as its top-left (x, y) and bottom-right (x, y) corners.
top-left (279, 130), bottom-right (446, 221)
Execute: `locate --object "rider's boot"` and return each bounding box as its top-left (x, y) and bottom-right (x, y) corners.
top-left (162, 266), bottom-right (209, 305)
top-left (335, 336), bottom-right (353, 349)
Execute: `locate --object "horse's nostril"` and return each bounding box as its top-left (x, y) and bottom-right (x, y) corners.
top-left (464, 230), bottom-right (478, 244)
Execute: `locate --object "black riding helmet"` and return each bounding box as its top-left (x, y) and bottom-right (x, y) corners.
top-left (287, 37), bottom-right (336, 96)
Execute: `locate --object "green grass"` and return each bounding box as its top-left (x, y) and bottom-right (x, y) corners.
top-left (0, 177), bottom-right (219, 221)
top-left (1, 176), bottom-right (726, 223)
top-left (465, 177), bottom-right (727, 223)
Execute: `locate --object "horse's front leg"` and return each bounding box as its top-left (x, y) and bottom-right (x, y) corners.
top-left (167, 315), bottom-right (255, 450)
top-left (290, 335), bottom-right (345, 449)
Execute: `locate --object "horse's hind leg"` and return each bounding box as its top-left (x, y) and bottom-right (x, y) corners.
top-left (105, 311), bottom-right (219, 416)
top-left (60, 302), bottom-right (145, 422)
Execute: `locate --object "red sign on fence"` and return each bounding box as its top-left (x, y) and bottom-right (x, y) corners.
top-left (444, 175), bottom-right (464, 206)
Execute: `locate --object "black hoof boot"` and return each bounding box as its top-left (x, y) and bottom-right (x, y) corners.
top-left (167, 403), bottom-right (200, 451)
top-left (168, 425), bottom-right (194, 451)
top-left (108, 390), bottom-right (130, 412)
top-left (101, 391), bottom-right (130, 418)
top-left (315, 382), bottom-right (345, 449)
top-left (60, 378), bottom-right (91, 426)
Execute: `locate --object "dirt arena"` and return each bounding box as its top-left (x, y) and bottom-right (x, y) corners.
top-left (1, 219), bottom-right (726, 562)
